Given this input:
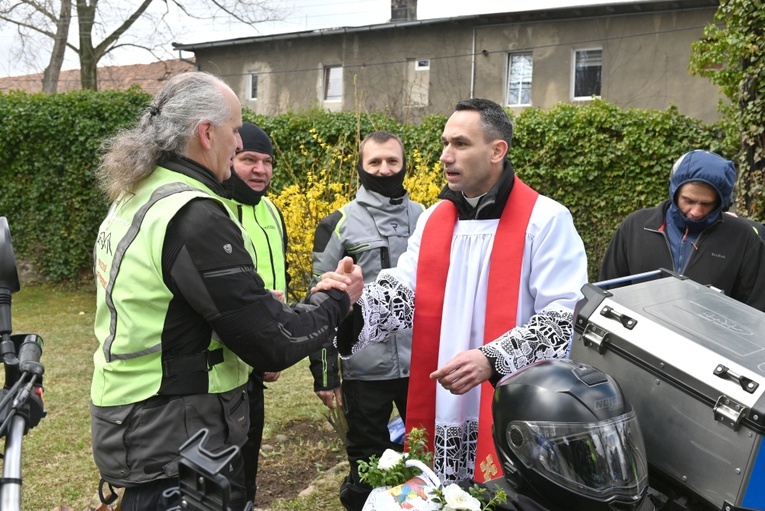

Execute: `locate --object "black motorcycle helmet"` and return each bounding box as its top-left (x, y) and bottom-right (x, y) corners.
top-left (493, 359), bottom-right (649, 511)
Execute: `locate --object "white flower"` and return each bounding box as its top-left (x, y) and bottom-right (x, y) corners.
top-left (377, 448), bottom-right (406, 470)
top-left (442, 483), bottom-right (481, 511)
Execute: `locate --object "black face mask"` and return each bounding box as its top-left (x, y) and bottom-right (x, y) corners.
top-left (356, 158), bottom-right (407, 199)
top-left (222, 169), bottom-right (266, 205)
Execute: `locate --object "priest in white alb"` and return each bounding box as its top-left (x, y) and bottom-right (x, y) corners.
top-left (333, 98), bottom-right (588, 486)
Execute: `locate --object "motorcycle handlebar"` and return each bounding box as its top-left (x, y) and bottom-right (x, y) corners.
top-left (0, 218), bottom-right (46, 511)
top-left (18, 335), bottom-right (43, 376)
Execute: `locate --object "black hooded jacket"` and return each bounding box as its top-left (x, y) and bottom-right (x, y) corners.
top-left (600, 199), bottom-right (765, 312)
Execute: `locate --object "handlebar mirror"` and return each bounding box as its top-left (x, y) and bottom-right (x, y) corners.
top-left (0, 218), bottom-right (20, 294)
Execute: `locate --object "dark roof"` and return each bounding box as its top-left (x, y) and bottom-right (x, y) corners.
top-left (0, 59), bottom-right (196, 94)
top-left (173, 0), bottom-right (718, 52)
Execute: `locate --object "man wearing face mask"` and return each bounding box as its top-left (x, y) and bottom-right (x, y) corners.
top-left (600, 149), bottom-right (765, 311)
top-left (308, 131), bottom-right (424, 511)
top-left (221, 122), bottom-right (288, 505)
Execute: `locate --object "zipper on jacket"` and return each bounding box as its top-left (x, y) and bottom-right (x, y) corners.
top-left (380, 247), bottom-right (390, 270)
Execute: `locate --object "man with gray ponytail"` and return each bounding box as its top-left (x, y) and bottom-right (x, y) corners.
top-left (91, 72), bottom-right (363, 511)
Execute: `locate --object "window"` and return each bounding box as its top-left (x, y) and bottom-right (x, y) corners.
top-left (415, 59), bottom-right (430, 71)
top-left (406, 58), bottom-right (429, 107)
top-left (249, 73), bottom-right (258, 100)
top-left (573, 49), bottom-right (602, 99)
top-left (323, 66), bottom-right (343, 101)
top-left (506, 53), bottom-right (533, 106)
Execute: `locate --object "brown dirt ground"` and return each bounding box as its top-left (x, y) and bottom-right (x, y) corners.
top-left (255, 418), bottom-right (346, 509)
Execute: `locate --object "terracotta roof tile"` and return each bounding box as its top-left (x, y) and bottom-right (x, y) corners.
top-left (0, 59), bottom-right (196, 94)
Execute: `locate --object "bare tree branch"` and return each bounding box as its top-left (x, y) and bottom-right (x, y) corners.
top-left (93, 0), bottom-right (154, 57)
top-left (0, 15), bottom-right (55, 37)
top-left (2, 0), bottom-right (286, 90)
top-left (18, 0), bottom-right (60, 24)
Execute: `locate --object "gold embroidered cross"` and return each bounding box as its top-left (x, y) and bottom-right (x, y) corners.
top-left (480, 454), bottom-right (498, 481)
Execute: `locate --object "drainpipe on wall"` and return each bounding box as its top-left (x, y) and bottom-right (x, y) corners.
top-left (177, 51), bottom-right (200, 70)
top-left (470, 26), bottom-right (477, 98)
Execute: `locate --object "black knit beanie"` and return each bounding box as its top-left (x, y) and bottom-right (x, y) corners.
top-left (239, 122), bottom-right (273, 158)
top-left (224, 122), bottom-right (273, 205)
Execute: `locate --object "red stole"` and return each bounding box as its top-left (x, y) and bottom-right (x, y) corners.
top-left (405, 176), bottom-right (539, 482)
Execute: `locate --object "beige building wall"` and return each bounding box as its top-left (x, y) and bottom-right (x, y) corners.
top-left (197, 22), bottom-right (477, 122)
top-left (473, 7), bottom-right (719, 121)
top-left (189, 4), bottom-right (721, 123)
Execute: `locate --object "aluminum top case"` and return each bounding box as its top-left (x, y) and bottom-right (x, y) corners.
top-left (570, 271), bottom-right (765, 511)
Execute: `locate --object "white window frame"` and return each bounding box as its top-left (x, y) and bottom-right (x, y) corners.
top-left (248, 72), bottom-right (258, 101)
top-left (506, 52), bottom-right (533, 107)
top-left (572, 48), bottom-right (602, 101)
top-left (323, 66), bottom-right (343, 102)
top-left (406, 58), bottom-right (429, 107)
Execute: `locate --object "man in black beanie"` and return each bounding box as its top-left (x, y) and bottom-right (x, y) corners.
top-left (222, 122), bottom-right (289, 505)
top-left (308, 131), bottom-right (424, 511)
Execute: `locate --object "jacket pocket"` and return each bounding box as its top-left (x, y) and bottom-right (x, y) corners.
top-left (125, 396), bottom-right (189, 480)
top-left (219, 386), bottom-right (249, 447)
top-left (90, 402), bottom-right (135, 483)
top-left (92, 397), bottom-right (193, 486)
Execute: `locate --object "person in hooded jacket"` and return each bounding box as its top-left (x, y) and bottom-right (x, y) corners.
top-left (308, 130), bottom-right (425, 511)
top-left (221, 122), bottom-right (288, 505)
top-left (600, 149), bottom-right (765, 311)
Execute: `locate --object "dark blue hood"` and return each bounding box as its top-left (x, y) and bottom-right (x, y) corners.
top-left (669, 150), bottom-right (735, 210)
top-left (667, 150), bottom-right (735, 233)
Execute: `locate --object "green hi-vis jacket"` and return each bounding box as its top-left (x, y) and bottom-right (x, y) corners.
top-left (92, 166), bottom-right (252, 407)
top-left (222, 196), bottom-right (287, 295)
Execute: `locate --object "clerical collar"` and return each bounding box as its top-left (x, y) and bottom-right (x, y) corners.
top-left (463, 192), bottom-right (486, 208)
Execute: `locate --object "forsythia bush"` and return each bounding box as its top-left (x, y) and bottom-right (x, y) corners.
top-left (272, 128), bottom-right (359, 301)
top-left (404, 149), bottom-right (445, 207)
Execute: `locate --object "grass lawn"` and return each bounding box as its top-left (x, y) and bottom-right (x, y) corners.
top-left (7, 283), bottom-right (101, 511)
top-left (3, 283), bottom-right (346, 511)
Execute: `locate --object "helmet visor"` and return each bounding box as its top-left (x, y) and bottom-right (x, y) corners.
top-left (508, 410), bottom-right (648, 503)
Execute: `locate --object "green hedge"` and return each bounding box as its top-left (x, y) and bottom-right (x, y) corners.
top-left (510, 100), bottom-right (733, 278)
top-left (0, 88), bottom-right (152, 281)
top-left (0, 90), bottom-right (732, 282)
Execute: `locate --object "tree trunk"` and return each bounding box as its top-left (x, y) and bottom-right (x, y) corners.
top-left (79, 51), bottom-right (98, 91)
top-left (75, 0), bottom-right (154, 91)
top-left (42, 0), bottom-right (73, 94)
top-left (77, 0), bottom-right (98, 91)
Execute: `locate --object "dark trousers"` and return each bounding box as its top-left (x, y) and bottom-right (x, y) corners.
top-left (121, 478), bottom-right (179, 511)
top-left (243, 375), bottom-right (266, 503)
top-left (339, 377), bottom-right (409, 511)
